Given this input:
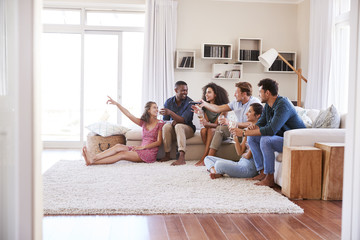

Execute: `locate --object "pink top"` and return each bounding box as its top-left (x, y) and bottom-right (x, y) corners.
top-left (128, 120), bottom-right (165, 163)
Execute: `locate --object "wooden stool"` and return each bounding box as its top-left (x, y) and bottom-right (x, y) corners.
top-left (314, 142), bottom-right (345, 200)
top-left (281, 146), bottom-right (322, 199)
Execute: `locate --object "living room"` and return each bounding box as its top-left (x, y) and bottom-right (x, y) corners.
top-left (1, 0), bottom-right (360, 239)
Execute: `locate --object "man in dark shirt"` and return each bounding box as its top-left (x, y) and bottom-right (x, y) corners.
top-left (240, 78), bottom-right (306, 187)
top-left (159, 81), bottom-right (195, 165)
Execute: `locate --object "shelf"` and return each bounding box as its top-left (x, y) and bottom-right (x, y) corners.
top-left (265, 51), bottom-right (296, 73)
top-left (212, 63), bottom-right (243, 80)
top-left (201, 43), bottom-right (232, 59)
top-left (237, 38), bottom-right (262, 62)
top-left (176, 50), bottom-right (195, 69)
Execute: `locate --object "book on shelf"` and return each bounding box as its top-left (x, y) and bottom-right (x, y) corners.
top-left (204, 46), bottom-right (211, 57)
top-left (185, 56), bottom-right (192, 68)
top-left (190, 56), bottom-right (194, 68)
top-left (179, 57), bottom-right (187, 67)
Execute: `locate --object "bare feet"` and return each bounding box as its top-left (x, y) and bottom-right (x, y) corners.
top-left (158, 153), bottom-right (171, 162)
top-left (254, 174), bottom-right (275, 187)
top-left (83, 146), bottom-right (95, 165)
top-left (249, 169), bottom-right (265, 181)
top-left (195, 159), bottom-right (205, 166)
top-left (82, 147), bottom-right (90, 166)
top-left (171, 151), bottom-right (186, 166)
top-left (209, 167), bottom-right (223, 179)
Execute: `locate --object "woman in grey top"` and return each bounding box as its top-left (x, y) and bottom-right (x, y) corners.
top-left (195, 83), bottom-right (229, 166)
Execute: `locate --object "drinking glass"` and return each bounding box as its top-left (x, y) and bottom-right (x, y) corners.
top-left (228, 120), bottom-right (237, 140)
top-left (197, 108), bottom-right (204, 127)
top-left (217, 114), bottom-right (225, 133)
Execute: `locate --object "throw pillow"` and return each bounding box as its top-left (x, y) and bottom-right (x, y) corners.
top-left (86, 121), bottom-right (131, 137)
top-left (294, 106), bottom-right (313, 128)
top-left (312, 105), bottom-right (340, 128)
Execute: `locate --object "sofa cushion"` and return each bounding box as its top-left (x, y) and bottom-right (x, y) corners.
top-left (312, 104), bottom-right (340, 128)
top-left (294, 106), bottom-right (313, 128)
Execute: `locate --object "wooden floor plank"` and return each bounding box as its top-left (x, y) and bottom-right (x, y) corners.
top-left (230, 215), bottom-right (266, 240)
top-left (213, 215), bottom-right (247, 240)
top-left (295, 201), bottom-right (342, 236)
top-left (147, 215), bottom-right (169, 240)
top-left (294, 213), bottom-right (341, 240)
top-left (246, 215), bottom-right (285, 240)
top-left (164, 215), bottom-right (188, 240)
top-left (196, 215), bottom-right (227, 240)
top-left (261, 214), bottom-right (307, 240)
top-left (302, 200), bottom-right (342, 226)
top-left (180, 214), bottom-right (208, 240)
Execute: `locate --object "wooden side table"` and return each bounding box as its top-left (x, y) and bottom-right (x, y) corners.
top-left (281, 146), bottom-right (322, 199)
top-left (314, 142), bottom-right (345, 200)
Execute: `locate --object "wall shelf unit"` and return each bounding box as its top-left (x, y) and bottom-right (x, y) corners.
top-left (237, 38), bottom-right (262, 62)
top-left (202, 43), bottom-right (232, 59)
top-left (212, 63), bottom-right (243, 80)
top-left (265, 51), bottom-right (296, 73)
top-left (176, 50), bottom-right (195, 69)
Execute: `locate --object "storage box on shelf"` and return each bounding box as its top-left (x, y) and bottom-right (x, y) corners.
top-left (237, 38), bottom-right (262, 62)
top-left (176, 50), bottom-right (195, 69)
top-left (202, 43), bottom-right (232, 59)
top-left (212, 63), bottom-right (243, 80)
top-left (265, 51), bottom-right (296, 73)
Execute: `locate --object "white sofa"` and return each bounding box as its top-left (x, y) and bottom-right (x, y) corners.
top-left (274, 107), bottom-right (346, 187)
top-left (125, 114), bottom-right (239, 161)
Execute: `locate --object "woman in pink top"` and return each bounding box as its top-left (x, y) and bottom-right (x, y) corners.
top-left (82, 96), bottom-right (164, 165)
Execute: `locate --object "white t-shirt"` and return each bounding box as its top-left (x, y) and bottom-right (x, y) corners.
top-left (228, 96), bottom-right (261, 123)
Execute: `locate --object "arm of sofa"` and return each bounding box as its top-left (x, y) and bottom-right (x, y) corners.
top-left (284, 128), bottom-right (346, 147)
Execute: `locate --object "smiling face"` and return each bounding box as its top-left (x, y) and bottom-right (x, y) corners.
top-left (175, 84), bottom-right (188, 101)
top-left (246, 106), bottom-right (261, 123)
top-left (148, 103), bottom-right (158, 118)
top-left (205, 87), bottom-right (216, 103)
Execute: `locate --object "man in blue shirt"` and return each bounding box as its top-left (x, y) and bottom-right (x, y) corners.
top-left (241, 78), bottom-right (305, 187)
top-left (159, 81), bottom-right (195, 165)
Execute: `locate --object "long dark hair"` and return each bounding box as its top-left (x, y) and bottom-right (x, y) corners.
top-left (140, 101), bottom-right (156, 123)
top-left (202, 82), bottom-right (229, 105)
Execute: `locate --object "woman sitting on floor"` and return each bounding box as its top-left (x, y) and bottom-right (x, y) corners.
top-left (194, 82), bottom-right (229, 166)
top-left (204, 103), bottom-right (263, 179)
top-left (82, 96), bottom-right (164, 165)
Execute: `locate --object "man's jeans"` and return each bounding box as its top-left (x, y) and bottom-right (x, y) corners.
top-left (247, 135), bottom-right (284, 174)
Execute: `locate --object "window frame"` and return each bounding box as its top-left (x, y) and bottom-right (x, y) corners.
top-left (42, 3), bottom-right (145, 149)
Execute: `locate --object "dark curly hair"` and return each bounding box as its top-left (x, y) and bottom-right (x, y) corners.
top-left (202, 82), bottom-right (229, 105)
top-left (140, 101), bottom-right (156, 123)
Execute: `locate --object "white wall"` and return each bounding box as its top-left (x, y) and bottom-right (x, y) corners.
top-left (297, 0), bottom-right (310, 103)
top-left (175, 0), bottom-right (310, 102)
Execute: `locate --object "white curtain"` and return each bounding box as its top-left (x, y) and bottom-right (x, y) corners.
top-left (142, 0), bottom-right (177, 107)
top-left (305, 0), bottom-right (334, 109)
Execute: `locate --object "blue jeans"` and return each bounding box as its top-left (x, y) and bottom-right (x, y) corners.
top-left (204, 156), bottom-right (257, 178)
top-left (247, 135), bottom-right (283, 174)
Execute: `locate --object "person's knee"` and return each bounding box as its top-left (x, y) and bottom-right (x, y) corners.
top-left (163, 123), bottom-right (172, 132)
top-left (260, 136), bottom-right (272, 147)
top-left (114, 144), bottom-right (123, 152)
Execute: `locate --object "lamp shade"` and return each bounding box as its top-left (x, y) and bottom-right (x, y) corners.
top-left (258, 48), bottom-right (278, 68)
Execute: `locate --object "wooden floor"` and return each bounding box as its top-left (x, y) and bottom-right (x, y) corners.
top-left (42, 150), bottom-right (342, 240)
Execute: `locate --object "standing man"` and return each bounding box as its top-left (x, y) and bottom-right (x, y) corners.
top-left (199, 82), bottom-right (260, 163)
top-left (240, 78), bottom-right (306, 187)
top-left (159, 81), bottom-right (195, 165)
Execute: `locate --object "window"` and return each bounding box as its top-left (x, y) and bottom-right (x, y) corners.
top-left (41, 6), bottom-right (145, 147)
top-left (329, 0), bottom-right (351, 113)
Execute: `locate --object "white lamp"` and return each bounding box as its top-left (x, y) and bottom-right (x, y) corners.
top-left (258, 48), bottom-right (308, 107)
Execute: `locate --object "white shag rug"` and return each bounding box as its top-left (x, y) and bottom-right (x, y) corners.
top-left (43, 160), bottom-right (303, 215)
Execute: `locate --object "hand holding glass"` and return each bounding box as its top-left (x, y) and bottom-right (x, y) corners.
top-left (217, 115), bottom-right (226, 133)
top-left (228, 120), bottom-right (237, 140)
